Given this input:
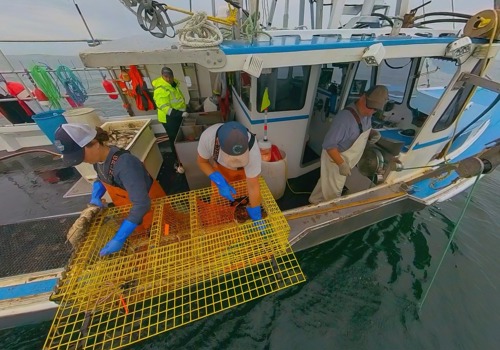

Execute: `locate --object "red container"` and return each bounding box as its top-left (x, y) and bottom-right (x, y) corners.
top-left (270, 145), bottom-right (282, 162)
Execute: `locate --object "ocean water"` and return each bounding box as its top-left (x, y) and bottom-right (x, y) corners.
top-left (1, 57), bottom-right (500, 349)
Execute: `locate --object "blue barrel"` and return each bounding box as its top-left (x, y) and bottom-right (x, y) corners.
top-left (32, 110), bottom-right (67, 144)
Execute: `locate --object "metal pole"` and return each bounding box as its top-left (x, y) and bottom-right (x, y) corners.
top-left (316, 0), bottom-right (323, 29)
top-left (72, 0), bottom-right (98, 45)
top-left (283, 0), bottom-right (290, 28)
top-left (267, 0), bottom-right (278, 29)
top-left (395, 0), bottom-right (410, 17)
top-left (360, 0), bottom-right (376, 16)
top-left (310, 1), bottom-right (315, 29)
top-left (299, 0), bottom-right (305, 27)
top-left (327, 0), bottom-right (346, 29)
top-left (212, 0), bottom-right (216, 17)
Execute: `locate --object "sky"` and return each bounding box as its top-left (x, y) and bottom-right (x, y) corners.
top-left (0, 0), bottom-right (495, 56)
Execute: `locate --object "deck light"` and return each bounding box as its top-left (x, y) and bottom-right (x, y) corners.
top-left (444, 37), bottom-right (472, 61)
top-left (362, 43), bottom-right (386, 66)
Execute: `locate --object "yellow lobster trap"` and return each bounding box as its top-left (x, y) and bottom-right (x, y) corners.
top-left (45, 178), bottom-right (305, 349)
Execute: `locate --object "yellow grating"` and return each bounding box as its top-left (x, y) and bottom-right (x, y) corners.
top-left (45, 178), bottom-right (305, 349)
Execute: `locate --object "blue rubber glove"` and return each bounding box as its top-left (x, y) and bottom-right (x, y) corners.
top-left (247, 205), bottom-right (267, 236)
top-left (209, 171), bottom-right (236, 202)
top-left (246, 205), bottom-right (262, 221)
top-left (90, 181), bottom-right (106, 207)
top-left (99, 219), bottom-right (138, 256)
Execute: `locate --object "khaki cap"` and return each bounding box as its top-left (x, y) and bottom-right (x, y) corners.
top-left (365, 85), bottom-right (389, 111)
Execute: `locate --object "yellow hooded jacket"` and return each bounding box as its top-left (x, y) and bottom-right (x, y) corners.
top-left (152, 77), bottom-right (186, 123)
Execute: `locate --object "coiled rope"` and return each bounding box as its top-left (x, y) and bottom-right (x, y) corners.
top-left (55, 65), bottom-right (88, 106)
top-left (29, 65), bottom-right (62, 109)
top-left (177, 12), bottom-right (224, 47)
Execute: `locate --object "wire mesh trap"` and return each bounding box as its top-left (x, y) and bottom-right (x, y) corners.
top-left (45, 178), bottom-right (305, 349)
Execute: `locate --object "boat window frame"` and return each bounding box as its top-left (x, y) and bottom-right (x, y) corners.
top-left (375, 58), bottom-right (414, 104)
top-left (256, 65), bottom-right (312, 112)
top-left (406, 57), bottom-right (459, 124)
top-left (432, 61), bottom-right (483, 133)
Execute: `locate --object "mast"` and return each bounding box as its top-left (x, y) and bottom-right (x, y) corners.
top-left (327, 0), bottom-right (346, 29)
top-left (316, 0), bottom-right (324, 29)
top-left (395, 0), bottom-right (410, 17)
top-left (299, 0), bottom-right (305, 27)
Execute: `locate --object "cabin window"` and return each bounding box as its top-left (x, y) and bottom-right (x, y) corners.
top-left (257, 65), bottom-right (311, 112)
top-left (233, 71), bottom-right (251, 109)
top-left (408, 58), bottom-right (458, 126)
top-left (377, 58), bottom-right (412, 103)
top-left (345, 61), bottom-right (375, 106)
top-left (317, 63), bottom-right (350, 114)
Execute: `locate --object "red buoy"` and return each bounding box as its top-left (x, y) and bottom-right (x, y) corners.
top-left (102, 79), bottom-right (118, 99)
top-left (33, 87), bottom-right (50, 107)
top-left (6, 81), bottom-right (34, 116)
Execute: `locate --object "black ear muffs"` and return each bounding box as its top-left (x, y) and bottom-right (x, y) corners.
top-left (384, 100), bottom-right (395, 112)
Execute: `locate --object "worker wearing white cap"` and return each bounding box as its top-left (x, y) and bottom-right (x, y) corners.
top-left (54, 123), bottom-right (166, 256)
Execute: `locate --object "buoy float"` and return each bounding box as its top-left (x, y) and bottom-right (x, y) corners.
top-left (33, 87), bottom-right (50, 107)
top-left (102, 79), bottom-right (118, 99)
top-left (5, 81), bottom-right (34, 115)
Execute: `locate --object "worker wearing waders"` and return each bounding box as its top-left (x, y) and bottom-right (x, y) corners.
top-left (309, 85), bottom-right (387, 204)
top-left (54, 123), bottom-right (166, 256)
top-left (152, 66), bottom-right (188, 173)
top-left (196, 121), bottom-right (265, 227)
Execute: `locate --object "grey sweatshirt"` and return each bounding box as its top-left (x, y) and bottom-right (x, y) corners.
top-left (94, 147), bottom-right (153, 224)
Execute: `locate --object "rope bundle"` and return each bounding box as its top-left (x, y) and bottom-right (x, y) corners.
top-left (29, 65), bottom-right (62, 109)
top-left (55, 65), bottom-right (88, 106)
top-left (177, 12), bottom-right (224, 47)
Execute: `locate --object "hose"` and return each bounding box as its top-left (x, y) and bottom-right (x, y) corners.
top-left (414, 12), bottom-right (472, 21)
top-left (415, 18), bottom-right (469, 26)
top-left (371, 12), bottom-right (394, 27)
top-left (0, 149), bottom-right (62, 161)
top-left (29, 65), bottom-right (62, 109)
top-left (55, 65), bottom-right (88, 106)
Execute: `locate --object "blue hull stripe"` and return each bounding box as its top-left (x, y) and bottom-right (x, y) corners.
top-left (221, 37), bottom-right (458, 55)
top-left (0, 278), bottom-right (57, 301)
top-left (412, 136), bottom-right (451, 150)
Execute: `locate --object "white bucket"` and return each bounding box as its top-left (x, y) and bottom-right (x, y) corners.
top-left (260, 150), bottom-right (287, 200)
top-left (63, 108), bottom-right (102, 128)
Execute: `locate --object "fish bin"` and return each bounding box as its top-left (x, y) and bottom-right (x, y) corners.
top-left (76, 119), bottom-right (162, 182)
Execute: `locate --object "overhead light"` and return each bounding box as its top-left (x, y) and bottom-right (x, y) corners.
top-left (362, 43), bottom-right (386, 66)
top-left (444, 37), bottom-right (472, 60)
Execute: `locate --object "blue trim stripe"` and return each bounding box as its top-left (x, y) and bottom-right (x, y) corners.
top-left (412, 136), bottom-right (451, 150)
top-left (220, 36), bottom-right (457, 55)
top-left (0, 278), bottom-right (58, 301)
top-left (233, 89), bottom-right (309, 125)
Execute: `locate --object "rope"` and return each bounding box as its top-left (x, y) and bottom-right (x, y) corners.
top-left (0, 149), bottom-right (62, 161)
top-left (29, 65), bottom-right (62, 109)
top-left (55, 65), bottom-right (88, 106)
top-left (177, 12), bottom-right (224, 47)
top-left (418, 174), bottom-right (481, 311)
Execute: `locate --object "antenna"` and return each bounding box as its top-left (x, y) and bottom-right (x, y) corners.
top-left (72, 0), bottom-right (100, 47)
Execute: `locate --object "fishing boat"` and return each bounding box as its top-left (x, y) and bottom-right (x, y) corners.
top-left (1, 0), bottom-right (500, 347)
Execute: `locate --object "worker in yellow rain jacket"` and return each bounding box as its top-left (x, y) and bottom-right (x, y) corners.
top-left (152, 66), bottom-right (188, 173)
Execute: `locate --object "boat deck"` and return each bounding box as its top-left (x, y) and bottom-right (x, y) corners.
top-left (0, 141), bottom-right (319, 279)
